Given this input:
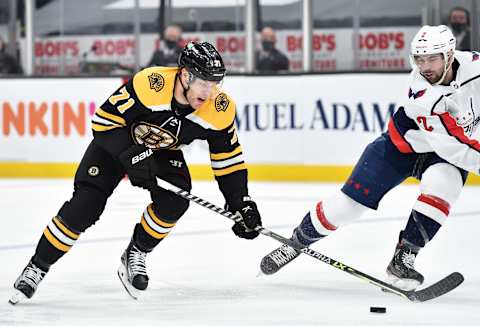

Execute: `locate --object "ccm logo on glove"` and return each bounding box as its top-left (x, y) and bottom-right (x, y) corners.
top-left (131, 148), bottom-right (153, 165)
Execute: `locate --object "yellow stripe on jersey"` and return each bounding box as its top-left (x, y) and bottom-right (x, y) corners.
top-left (52, 216), bottom-right (80, 240)
top-left (91, 123), bottom-right (122, 132)
top-left (43, 228), bottom-right (71, 252)
top-left (212, 162), bottom-right (246, 177)
top-left (146, 204), bottom-right (176, 228)
top-left (94, 107), bottom-right (127, 126)
top-left (210, 146), bottom-right (242, 161)
top-left (132, 67), bottom-right (178, 109)
top-left (190, 91), bottom-right (236, 131)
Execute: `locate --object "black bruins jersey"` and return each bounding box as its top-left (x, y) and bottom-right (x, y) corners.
top-left (92, 66), bottom-right (248, 203)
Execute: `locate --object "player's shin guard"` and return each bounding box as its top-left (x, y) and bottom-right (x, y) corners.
top-left (405, 194), bottom-right (448, 247)
top-left (33, 216), bottom-right (81, 267)
top-left (135, 203), bottom-right (177, 251)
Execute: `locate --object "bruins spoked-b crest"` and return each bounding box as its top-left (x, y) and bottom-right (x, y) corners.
top-left (131, 119), bottom-right (179, 150)
top-left (87, 166), bottom-right (100, 177)
top-left (215, 93), bottom-right (229, 112)
top-left (148, 73), bottom-right (165, 92)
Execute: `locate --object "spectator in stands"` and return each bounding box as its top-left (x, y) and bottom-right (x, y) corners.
top-left (256, 26), bottom-right (289, 72)
top-left (447, 6), bottom-right (471, 51)
top-left (0, 36), bottom-right (23, 74)
top-left (148, 25), bottom-right (183, 67)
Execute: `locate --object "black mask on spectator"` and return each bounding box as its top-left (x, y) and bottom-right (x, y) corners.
top-left (450, 22), bottom-right (467, 33)
top-left (165, 40), bottom-right (178, 49)
top-left (262, 41), bottom-right (274, 52)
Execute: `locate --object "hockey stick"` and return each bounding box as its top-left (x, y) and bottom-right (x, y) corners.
top-left (156, 177), bottom-right (464, 302)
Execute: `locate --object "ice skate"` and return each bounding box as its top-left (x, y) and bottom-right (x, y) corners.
top-left (260, 244), bottom-right (301, 275)
top-left (117, 240), bottom-right (149, 299)
top-left (9, 261), bottom-right (47, 305)
top-left (386, 239), bottom-right (424, 291)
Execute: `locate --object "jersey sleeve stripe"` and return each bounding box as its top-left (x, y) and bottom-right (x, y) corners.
top-left (212, 162), bottom-right (246, 177)
top-left (388, 118), bottom-right (414, 153)
top-left (92, 123), bottom-right (122, 132)
top-left (211, 155), bottom-right (245, 169)
top-left (95, 107), bottom-right (126, 126)
top-left (436, 112), bottom-right (480, 152)
top-left (210, 146), bottom-right (243, 160)
top-left (92, 114), bottom-right (122, 127)
top-left (211, 151), bottom-right (243, 163)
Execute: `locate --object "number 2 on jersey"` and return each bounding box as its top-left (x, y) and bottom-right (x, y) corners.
top-left (108, 86), bottom-right (135, 113)
top-left (417, 116), bottom-right (434, 131)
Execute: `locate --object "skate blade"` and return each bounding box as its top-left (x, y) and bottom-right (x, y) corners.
top-left (256, 270), bottom-right (266, 278)
top-left (117, 264), bottom-right (140, 300)
top-left (9, 289), bottom-right (28, 305)
top-left (385, 272), bottom-right (421, 292)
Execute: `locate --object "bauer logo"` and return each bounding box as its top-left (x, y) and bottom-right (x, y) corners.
top-left (131, 148), bottom-right (153, 165)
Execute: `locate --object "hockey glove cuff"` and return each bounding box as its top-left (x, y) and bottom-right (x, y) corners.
top-left (228, 197), bottom-right (262, 240)
top-left (118, 145), bottom-right (156, 190)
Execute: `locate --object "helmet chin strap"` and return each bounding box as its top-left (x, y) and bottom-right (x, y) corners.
top-left (433, 52), bottom-right (454, 86)
top-left (178, 71), bottom-right (195, 103)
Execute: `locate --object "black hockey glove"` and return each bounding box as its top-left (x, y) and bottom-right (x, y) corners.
top-left (118, 145), bottom-right (157, 190)
top-left (228, 197), bottom-right (262, 240)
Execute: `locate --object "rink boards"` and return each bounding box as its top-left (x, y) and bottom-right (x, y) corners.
top-left (1, 74), bottom-right (480, 184)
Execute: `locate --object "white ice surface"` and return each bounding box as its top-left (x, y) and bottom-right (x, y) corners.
top-left (0, 179), bottom-right (479, 326)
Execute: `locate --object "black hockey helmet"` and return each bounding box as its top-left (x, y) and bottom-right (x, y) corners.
top-left (178, 42), bottom-right (226, 82)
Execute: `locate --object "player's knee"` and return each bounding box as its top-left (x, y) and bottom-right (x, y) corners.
top-left (58, 184), bottom-right (109, 232)
top-left (323, 191), bottom-right (369, 227)
top-left (152, 194), bottom-right (190, 223)
top-left (421, 163), bottom-right (463, 205)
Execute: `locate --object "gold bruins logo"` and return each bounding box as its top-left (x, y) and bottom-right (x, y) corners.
top-left (132, 122), bottom-right (178, 150)
top-left (148, 73), bottom-right (165, 92)
top-left (214, 93), bottom-right (229, 112)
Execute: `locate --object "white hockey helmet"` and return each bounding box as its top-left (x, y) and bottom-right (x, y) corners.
top-left (410, 25), bottom-right (456, 84)
top-left (411, 25), bottom-right (456, 56)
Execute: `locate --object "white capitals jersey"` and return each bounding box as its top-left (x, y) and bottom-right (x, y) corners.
top-left (388, 50), bottom-right (480, 175)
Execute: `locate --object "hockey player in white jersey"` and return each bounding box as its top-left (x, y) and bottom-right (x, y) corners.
top-left (260, 25), bottom-right (480, 291)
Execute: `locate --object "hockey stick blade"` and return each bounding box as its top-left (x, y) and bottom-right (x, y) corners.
top-left (156, 177), bottom-right (464, 302)
top-left (405, 272), bottom-right (464, 302)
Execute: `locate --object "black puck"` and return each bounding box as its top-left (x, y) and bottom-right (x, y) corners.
top-left (370, 307), bottom-right (386, 313)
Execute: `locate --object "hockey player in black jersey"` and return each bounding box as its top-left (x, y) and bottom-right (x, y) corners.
top-left (9, 42), bottom-right (262, 303)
